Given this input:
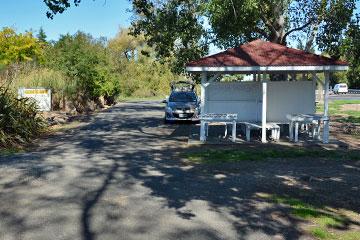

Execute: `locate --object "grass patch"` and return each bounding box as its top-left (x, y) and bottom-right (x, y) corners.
top-left (317, 100), bottom-right (360, 118)
top-left (270, 196), bottom-right (347, 227)
top-left (185, 148), bottom-right (360, 164)
top-left (260, 194), bottom-right (360, 240)
top-left (311, 227), bottom-right (333, 239)
top-left (0, 147), bottom-right (25, 156)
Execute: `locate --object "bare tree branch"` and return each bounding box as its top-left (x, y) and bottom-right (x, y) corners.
top-left (283, 19), bottom-right (314, 43)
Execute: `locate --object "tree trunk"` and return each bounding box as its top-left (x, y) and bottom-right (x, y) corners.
top-left (305, 23), bottom-right (319, 52)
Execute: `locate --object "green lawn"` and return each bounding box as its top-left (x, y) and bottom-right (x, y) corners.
top-left (258, 194), bottom-right (360, 240)
top-left (317, 100), bottom-right (360, 119)
top-left (185, 148), bottom-right (360, 164)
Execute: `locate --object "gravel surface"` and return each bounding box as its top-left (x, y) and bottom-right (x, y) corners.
top-left (0, 101), bottom-right (359, 240)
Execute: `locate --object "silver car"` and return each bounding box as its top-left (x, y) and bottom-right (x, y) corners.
top-left (163, 90), bottom-right (200, 123)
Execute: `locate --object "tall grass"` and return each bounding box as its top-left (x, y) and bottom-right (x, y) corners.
top-left (7, 65), bottom-right (77, 110)
top-left (14, 67), bottom-right (73, 94)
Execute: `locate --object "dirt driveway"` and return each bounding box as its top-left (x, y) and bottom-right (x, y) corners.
top-left (0, 101), bottom-right (359, 240)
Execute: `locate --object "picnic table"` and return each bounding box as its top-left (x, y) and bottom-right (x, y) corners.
top-left (286, 113), bottom-right (329, 142)
top-left (200, 113), bottom-right (238, 142)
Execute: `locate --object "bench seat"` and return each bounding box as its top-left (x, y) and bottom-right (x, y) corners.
top-left (243, 122), bottom-right (280, 141)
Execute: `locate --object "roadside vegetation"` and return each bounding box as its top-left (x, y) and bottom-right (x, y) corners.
top-left (1, 27), bottom-right (179, 111)
top-left (0, 86), bottom-right (46, 149)
top-left (258, 193), bottom-right (360, 240)
top-left (0, 27), bottom-right (180, 149)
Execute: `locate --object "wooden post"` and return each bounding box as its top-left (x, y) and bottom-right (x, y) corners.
top-left (323, 71), bottom-right (330, 143)
top-left (200, 72), bottom-right (207, 142)
top-left (261, 82), bottom-right (267, 143)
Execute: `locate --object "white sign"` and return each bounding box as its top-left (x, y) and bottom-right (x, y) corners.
top-left (18, 88), bottom-right (52, 112)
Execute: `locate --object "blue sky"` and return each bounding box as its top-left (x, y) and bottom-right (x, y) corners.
top-left (0, 0), bottom-right (359, 47)
top-left (0, 0), bottom-right (132, 41)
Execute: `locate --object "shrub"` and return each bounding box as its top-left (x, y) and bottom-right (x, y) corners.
top-left (0, 86), bottom-right (46, 148)
top-left (45, 32), bottom-right (121, 110)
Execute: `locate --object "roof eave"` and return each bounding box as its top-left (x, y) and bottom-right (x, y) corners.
top-left (186, 65), bottom-right (349, 73)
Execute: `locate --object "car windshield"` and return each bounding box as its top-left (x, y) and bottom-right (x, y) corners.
top-left (169, 92), bottom-right (197, 102)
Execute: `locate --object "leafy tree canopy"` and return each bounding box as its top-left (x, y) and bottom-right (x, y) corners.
top-left (45, 31), bottom-right (119, 101)
top-left (108, 28), bottom-right (147, 60)
top-left (37, 27), bottom-right (48, 43)
top-left (42, 0), bottom-right (358, 74)
top-left (130, 0), bottom-right (357, 72)
top-left (0, 27), bottom-right (44, 65)
top-left (43, 0), bottom-right (81, 18)
top-left (341, 17), bottom-right (360, 88)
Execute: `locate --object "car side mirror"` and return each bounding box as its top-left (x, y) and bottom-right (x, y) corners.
top-left (162, 99), bottom-right (167, 103)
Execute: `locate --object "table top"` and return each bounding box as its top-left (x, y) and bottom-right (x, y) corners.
top-left (200, 113), bottom-right (238, 122)
top-left (286, 113), bottom-right (329, 122)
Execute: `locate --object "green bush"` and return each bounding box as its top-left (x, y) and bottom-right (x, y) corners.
top-left (45, 32), bottom-right (121, 109)
top-left (0, 86), bottom-right (46, 148)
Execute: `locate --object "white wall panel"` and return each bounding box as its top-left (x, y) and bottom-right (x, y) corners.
top-left (206, 82), bottom-right (262, 121)
top-left (267, 81), bottom-right (315, 122)
top-left (205, 81), bottom-right (315, 123)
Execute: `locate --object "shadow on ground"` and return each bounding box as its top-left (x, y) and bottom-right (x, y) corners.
top-left (0, 101), bottom-right (359, 240)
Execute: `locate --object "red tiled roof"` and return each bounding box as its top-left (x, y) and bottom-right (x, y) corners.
top-left (187, 40), bottom-right (347, 67)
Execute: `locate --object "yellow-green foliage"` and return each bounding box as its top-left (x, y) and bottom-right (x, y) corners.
top-left (0, 27), bottom-right (44, 65)
top-left (108, 28), bottom-right (181, 98)
top-left (118, 60), bottom-right (178, 98)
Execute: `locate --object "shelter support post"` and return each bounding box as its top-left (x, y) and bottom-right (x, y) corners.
top-left (200, 72), bottom-right (207, 142)
top-left (323, 72), bottom-right (330, 143)
top-left (312, 73), bottom-right (317, 111)
top-left (261, 82), bottom-right (267, 143)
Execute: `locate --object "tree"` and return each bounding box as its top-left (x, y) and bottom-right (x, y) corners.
top-left (296, 38), bottom-right (315, 53)
top-left (0, 27), bottom-right (44, 65)
top-left (130, 0), bottom-right (357, 72)
top-left (42, 0), bottom-right (357, 73)
top-left (341, 18), bottom-right (360, 88)
top-left (43, 0), bottom-right (81, 18)
top-left (37, 27), bottom-right (47, 43)
top-left (45, 32), bottom-right (120, 110)
top-left (108, 28), bottom-right (147, 61)
top-left (108, 28), bottom-right (179, 97)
